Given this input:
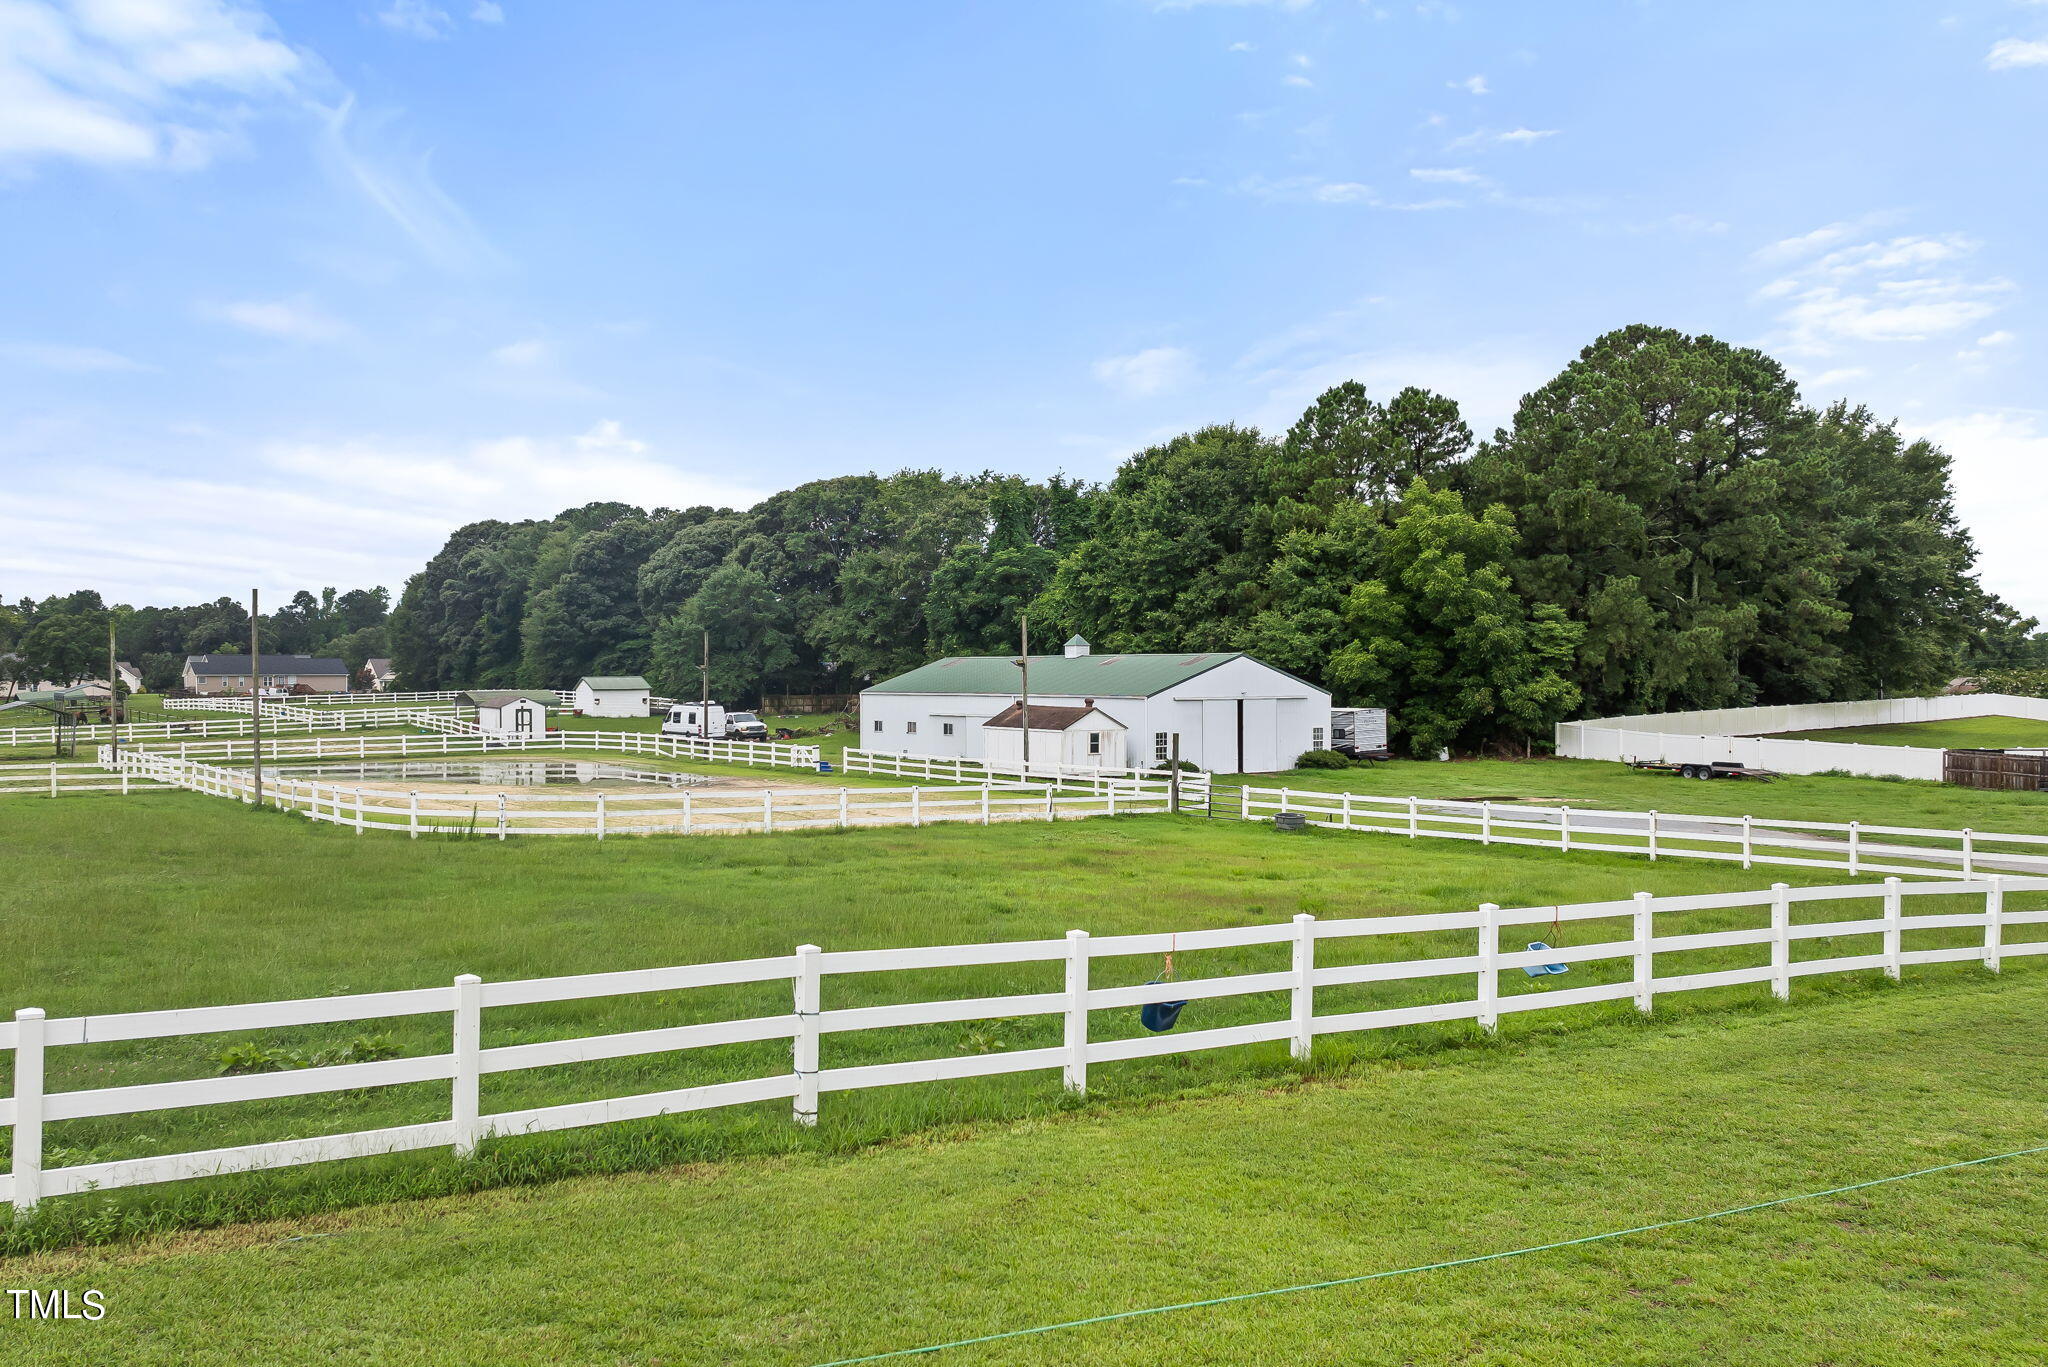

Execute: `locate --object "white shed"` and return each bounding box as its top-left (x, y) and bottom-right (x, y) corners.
top-left (574, 675), bottom-right (652, 719)
top-left (860, 640), bottom-right (1334, 774)
top-left (981, 701), bottom-right (1128, 771)
top-left (462, 691), bottom-right (552, 738)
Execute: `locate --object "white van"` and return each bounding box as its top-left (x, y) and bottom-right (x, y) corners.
top-left (661, 702), bottom-right (727, 738)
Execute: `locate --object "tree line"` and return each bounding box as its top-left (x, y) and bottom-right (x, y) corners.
top-left (0, 587), bottom-right (391, 696)
top-left (382, 326), bottom-right (2040, 755)
top-left (17, 325), bottom-right (2041, 753)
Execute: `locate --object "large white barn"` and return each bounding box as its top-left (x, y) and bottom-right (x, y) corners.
top-left (859, 638), bottom-right (1332, 774)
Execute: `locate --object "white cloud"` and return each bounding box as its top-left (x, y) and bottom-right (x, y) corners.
top-left (375, 1), bottom-right (452, 40)
top-left (0, 420), bottom-right (768, 604)
top-left (318, 96), bottom-right (502, 271)
top-left (471, 1), bottom-right (503, 20)
top-left (1908, 412), bottom-right (2048, 617)
top-left (1093, 346), bottom-right (1197, 398)
top-left (1227, 41), bottom-right (1255, 51)
top-left (1806, 366), bottom-right (1868, 388)
top-left (1282, 73), bottom-right (1313, 87)
top-left (1290, 52), bottom-right (1311, 67)
top-left (205, 296), bottom-right (349, 341)
top-left (1410, 166), bottom-right (1484, 184)
top-left (1977, 330), bottom-right (2017, 347)
top-left (1987, 37), bottom-right (2048, 69)
top-left (1754, 231), bottom-right (2014, 354)
top-left (1445, 125), bottom-right (1558, 150)
top-left (0, 0), bottom-right (302, 172)
top-left (1451, 74), bottom-right (1488, 94)
top-left (489, 337), bottom-right (549, 367)
top-left (0, 340), bottom-right (146, 371)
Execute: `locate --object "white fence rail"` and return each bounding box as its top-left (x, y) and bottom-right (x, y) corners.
top-left (109, 728), bottom-right (823, 771)
top-left (112, 750), bottom-right (1155, 838)
top-left (7, 875), bottom-right (2044, 1214)
top-left (0, 762), bottom-right (170, 796)
top-left (842, 747), bottom-right (1211, 801)
top-left (1237, 786), bottom-right (2048, 881)
top-left (0, 707), bottom-right (458, 750)
top-left (1556, 692), bottom-right (2048, 781)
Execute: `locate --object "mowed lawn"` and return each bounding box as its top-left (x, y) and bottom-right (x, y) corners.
top-left (1755, 714), bottom-right (2048, 751)
top-left (7, 975), bottom-right (2047, 1366)
top-left (1240, 754), bottom-right (2048, 836)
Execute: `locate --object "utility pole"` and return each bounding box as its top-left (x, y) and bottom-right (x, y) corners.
top-left (1012, 614), bottom-right (1032, 771)
top-left (107, 616), bottom-right (120, 765)
top-left (250, 588), bottom-right (263, 809)
top-left (699, 628), bottom-right (711, 736)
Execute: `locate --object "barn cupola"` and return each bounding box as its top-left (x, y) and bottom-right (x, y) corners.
top-left (1064, 635), bottom-right (1091, 658)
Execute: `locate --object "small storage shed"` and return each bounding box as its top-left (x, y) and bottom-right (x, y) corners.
top-left (462, 690), bottom-right (552, 738)
top-left (574, 675), bottom-right (652, 718)
top-left (981, 701), bottom-right (1129, 771)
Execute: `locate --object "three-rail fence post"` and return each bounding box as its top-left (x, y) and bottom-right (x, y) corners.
top-left (1290, 913), bottom-right (1316, 1061)
top-left (1063, 930), bottom-right (1090, 1093)
top-left (1476, 903), bottom-right (1500, 1034)
top-left (793, 945), bottom-right (821, 1126)
top-left (1984, 875), bottom-right (2005, 973)
top-left (1882, 877), bottom-right (1903, 980)
top-left (1770, 882), bottom-right (1792, 1001)
top-left (10, 1007), bottom-right (45, 1215)
top-left (452, 974), bottom-right (482, 1157)
top-left (1632, 891), bottom-right (1655, 1014)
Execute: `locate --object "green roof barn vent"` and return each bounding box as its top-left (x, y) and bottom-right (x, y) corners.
top-left (1064, 635), bottom-right (1091, 658)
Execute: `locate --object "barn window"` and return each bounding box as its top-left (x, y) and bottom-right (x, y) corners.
top-left (1154, 732), bottom-right (1170, 762)
top-left (942, 722), bottom-right (954, 736)
top-left (907, 721), bottom-right (918, 735)
top-left (1312, 727), bottom-right (1325, 750)
top-left (1088, 733), bottom-right (1102, 755)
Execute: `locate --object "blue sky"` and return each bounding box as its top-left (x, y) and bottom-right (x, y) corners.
top-left (3, 0), bottom-right (2046, 618)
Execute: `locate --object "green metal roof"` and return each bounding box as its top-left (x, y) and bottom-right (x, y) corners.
top-left (579, 676), bottom-right (650, 690)
top-left (461, 690), bottom-right (553, 708)
top-left (864, 652), bottom-right (1245, 698)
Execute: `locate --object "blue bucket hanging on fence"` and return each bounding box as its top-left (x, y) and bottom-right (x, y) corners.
top-left (1139, 937), bottom-right (1188, 1031)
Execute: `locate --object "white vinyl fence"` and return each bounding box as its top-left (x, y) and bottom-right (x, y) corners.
top-left (1238, 787), bottom-right (2048, 882)
top-left (107, 728), bottom-right (823, 770)
top-left (7, 874), bottom-right (2043, 1214)
top-left (843, 747), bottom-right (1212, 801)
top-left (0, 707), bottom-right (450, 750)
top-left (0, 762), bottom-right (170, 796)
top-left (113, 750), bottom-right (1147, 838)
top-left (1556, 692), bottom-right (2048, 781)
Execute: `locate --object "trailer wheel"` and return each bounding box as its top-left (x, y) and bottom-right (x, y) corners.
top-left (1678, 764), bottom-right (1697, 779)
top-left (1696, 766), bottom-right (1716, 779)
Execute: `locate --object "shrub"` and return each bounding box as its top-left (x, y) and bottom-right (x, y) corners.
top-left (1294, 748), bottom-right (1355, 770)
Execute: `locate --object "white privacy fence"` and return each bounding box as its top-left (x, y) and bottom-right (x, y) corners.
top-left (1236, 786), bottom-right (2048, 881)
top-left (1556, 693), bottom-right (2048, 781)
top-left (6, 874), bottom-right (2044, 1214)
top-left (111, 750), bottom-right (1143, 838)
top-left (842, 747), bottom-right (1211, 801)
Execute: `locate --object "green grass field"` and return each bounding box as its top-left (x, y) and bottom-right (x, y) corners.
top-left (1756, 714), bottom-right (2048, 750)
top-left (1236, 754), bottom-right (2048, 835)
top-left (8, 973), bottom-right (2047, 1365)
top-left (2, 776), bottom-right (2044, 1257)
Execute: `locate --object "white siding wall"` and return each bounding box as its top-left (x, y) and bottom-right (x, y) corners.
top-left (859, 656), bottom-right (1333, 774)
top-left (574, 684), bottom-right (650, 718)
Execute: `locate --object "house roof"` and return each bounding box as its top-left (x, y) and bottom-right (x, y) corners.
top-left (461, 690), bottom-right (553, 708)
top-left (579, 676), bottom-right (650, 691)
top-left (865, 652), bottom-right (1250, 698)
top-left (982, 702), bottom-right (1127, 731)
top-left (365, 658), bottom-right (394, 674)
top-left (185, 654), bottom-right (349, 676)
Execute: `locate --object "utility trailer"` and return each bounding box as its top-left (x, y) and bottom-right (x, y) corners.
top-left (1629, 759), bottom-right (1779, 782)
